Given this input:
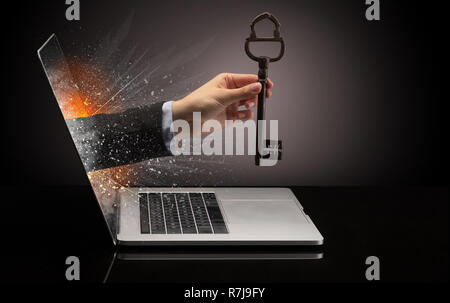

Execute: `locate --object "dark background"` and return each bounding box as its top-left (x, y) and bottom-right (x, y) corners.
top-left (0, 0), bottom-right (448, 285)
top-left (2, 0), bottom-right (448, 187)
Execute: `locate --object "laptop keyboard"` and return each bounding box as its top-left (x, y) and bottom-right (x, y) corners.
top-left (139, 192), bottom-right (228, 234)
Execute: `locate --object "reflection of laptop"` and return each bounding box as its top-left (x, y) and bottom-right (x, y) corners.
top-left (38, 34), bottom-right (323, 246)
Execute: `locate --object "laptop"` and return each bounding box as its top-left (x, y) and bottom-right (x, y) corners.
top-left (38, 34), bottom-right (323, 247)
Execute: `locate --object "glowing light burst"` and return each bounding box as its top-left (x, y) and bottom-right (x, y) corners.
top-left (48, 30), bottom-right (242, 237)
top-left (40, 23), bottom-right (238, 239)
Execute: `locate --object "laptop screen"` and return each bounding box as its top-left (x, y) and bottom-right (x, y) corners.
top-left (37, 34), bottom-right (238, 243)
top-left (38, 34), bottom-right (121, 242)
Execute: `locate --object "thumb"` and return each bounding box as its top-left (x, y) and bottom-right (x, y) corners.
top-left (218, 82), bottom-right (261, 105)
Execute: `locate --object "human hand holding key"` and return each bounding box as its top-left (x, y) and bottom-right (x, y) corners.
top-left (172, 73), bottom-right (273, 130)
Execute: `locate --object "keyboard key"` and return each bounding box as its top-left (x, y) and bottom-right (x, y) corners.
top-left (175, 193), bottom-right (197, 234)
top-left (139, 193), bottom-right (150, 234)
top-left (189, 193), bottom-right (213, 234)
top-left (203, 193), bottom-right (228, 234)
top-left (139, 192), bottom-right (228, 235)
top-left (162, 193), bottom-right (181, 234)
top-left (148, 193), bottom-right (165, 234)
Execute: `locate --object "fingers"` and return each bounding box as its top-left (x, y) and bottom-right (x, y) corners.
top-left (236, 87), bottom-right (270, 109)
top-left (222, 73), bottom-right (257, 89)
top-left (216, 73), bottom-right (274, 106)
top-left (226, 100), bottom-right (255, 120)
top-left (267, 78), bottom-right (274, 89)
top-left (220, 73), bottom-right (274, 90)
top-left (244, 99), bottom-right (256, 109)
top-left (265, 78), bottom-right (274, 98)
top-left (238, 95), bottom-right (257, 107)
top-left (237, 110), bottom-right (253, 120)
top-left (238, 85), bottom-right (271, 106)
top-left (235, 89), bottom-right (270, 110)
top-left (228, 109), bottom-right (254, 121)
top-left (217, 82), bottom-right (262, 105)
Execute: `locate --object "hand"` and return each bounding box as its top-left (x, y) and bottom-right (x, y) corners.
top-left (172, 73), bottom-right (273, 133)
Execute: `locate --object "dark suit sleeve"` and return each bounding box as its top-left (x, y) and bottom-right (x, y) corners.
top-left (65, 102), bottom-right (171, 172)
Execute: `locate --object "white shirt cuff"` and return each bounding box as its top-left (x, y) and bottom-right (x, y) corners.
top-left (161, 101), bottom-right (174, 154)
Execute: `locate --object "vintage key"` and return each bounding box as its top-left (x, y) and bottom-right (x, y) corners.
top-left (245, 12), bottom-right (285, 166)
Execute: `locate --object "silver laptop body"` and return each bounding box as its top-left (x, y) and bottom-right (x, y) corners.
top-left (118, 187), bottom-right (322, 245)
top-left (38, 34), bottom-right (323, 246)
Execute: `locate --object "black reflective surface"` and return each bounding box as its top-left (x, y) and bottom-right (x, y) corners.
top-left (0, 186), bottom-right (448, 283)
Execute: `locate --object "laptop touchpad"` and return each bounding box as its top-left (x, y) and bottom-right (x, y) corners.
top-left (222, 200), bottom-right (308, 226)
